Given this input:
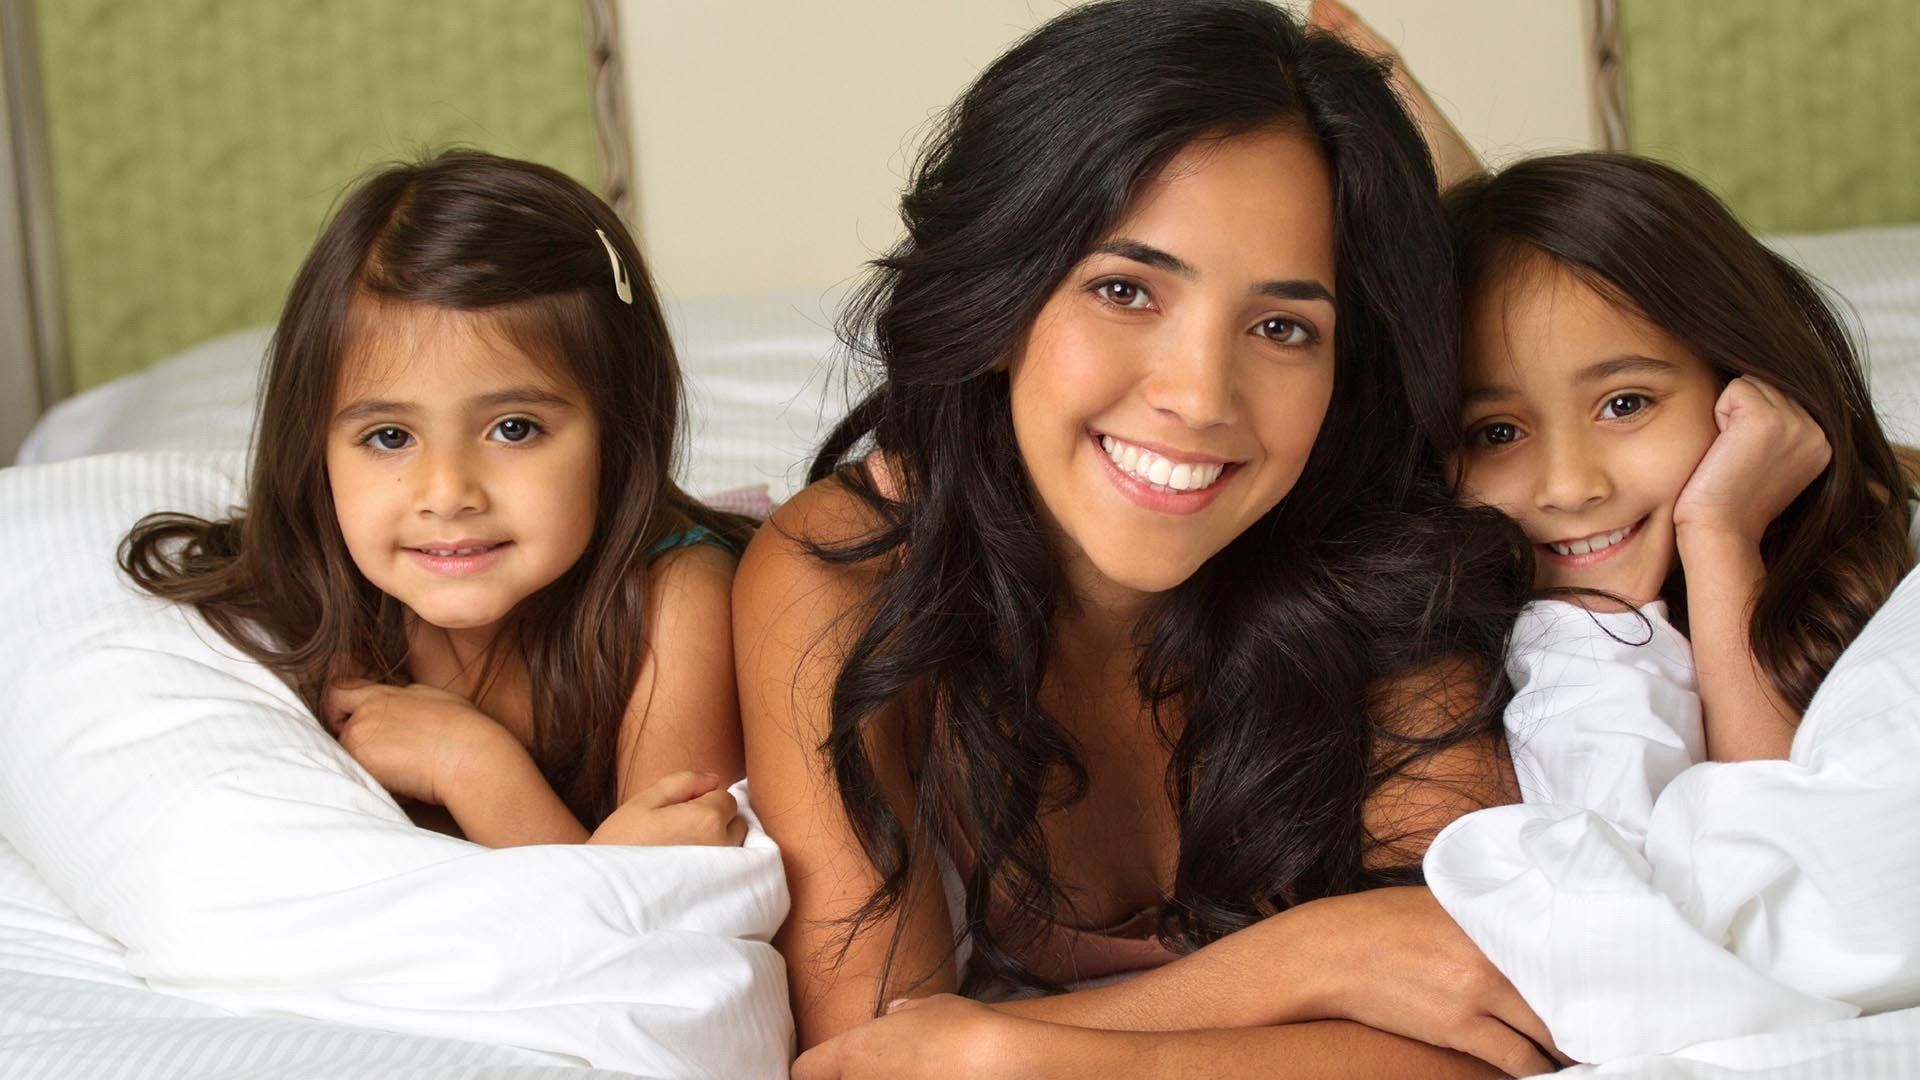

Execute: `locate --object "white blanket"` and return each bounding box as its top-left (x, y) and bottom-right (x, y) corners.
top-left (1426, 525), bottom-right (1920, 1064)
top-left (0, 452), bottom-right (794, 1078)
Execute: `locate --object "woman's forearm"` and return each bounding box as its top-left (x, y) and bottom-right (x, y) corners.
top-left (995, 902), bottom-right (1328, 1031)
top-left (995, 1017), bottom-right (1499, 1080)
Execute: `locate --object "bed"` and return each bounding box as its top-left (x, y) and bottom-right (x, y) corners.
top-left (5, 3), bottom-right (1920, 1078)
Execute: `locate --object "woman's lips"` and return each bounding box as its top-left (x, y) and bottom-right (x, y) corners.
top-left (1091, 431), bottom-right (1238, 515)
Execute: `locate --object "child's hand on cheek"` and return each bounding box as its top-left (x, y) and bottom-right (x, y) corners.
top-left (325, 679), bottom-right (508, 807)
top-left (1673, 376), bottom-right (1831, 550)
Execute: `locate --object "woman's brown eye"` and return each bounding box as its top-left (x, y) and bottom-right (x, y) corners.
top-left (1099, 280), bottom-right (1146, 307)
top-left (372, 427), bottom-right (410, 451)
top-left (1479, 423), bottom-right (1518, 446)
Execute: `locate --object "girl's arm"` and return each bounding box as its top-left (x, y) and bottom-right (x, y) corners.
top-left (1673, 377), bottom-right (1832, 761)
top-left (333, 544), bottom-right (746, 848)
top-left (1308, 0), bottom-right (1485, 190)
top-left (734, 479), bottom-right (960, 1048)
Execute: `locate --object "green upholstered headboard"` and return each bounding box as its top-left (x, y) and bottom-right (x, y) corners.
top-left (1609, 0), bottom-right (1920, 234)
top-left (28, 0), bottom-right (622, 393)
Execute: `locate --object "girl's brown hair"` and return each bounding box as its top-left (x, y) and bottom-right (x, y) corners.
top-left (121, 151), bottom-right (753, 827)
top-left (1447, 152), bottom-right (1915, 712)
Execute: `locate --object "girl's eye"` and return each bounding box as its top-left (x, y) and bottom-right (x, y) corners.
top-left (1470, 422), bottom-right (1521, 448)
top-left (1256, 317), bottom-right (1313, 346)
top-left (1095, 279), bottom-right (1152, 309)
top-left (490, 417), bottom-right (541, 444)
top-left (367, 427), bottom-right (411, 452)
top-left (1600, 393), bottom-right (1651, 419)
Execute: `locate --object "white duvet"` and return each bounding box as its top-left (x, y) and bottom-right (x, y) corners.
top-left (0, 452), bottom-right (793, 1078)
top-left (1426, 516), bottom-right (1920, 1069)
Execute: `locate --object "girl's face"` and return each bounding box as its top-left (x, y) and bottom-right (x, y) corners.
top-left (1454, 256), bottom-right (1721, 603)
top-left (325, 302), bottom-right (600, 636)
top-left (1009, 128), bottom-right (1338, 606)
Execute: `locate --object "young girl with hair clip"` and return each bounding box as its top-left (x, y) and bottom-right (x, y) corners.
top-left (738, 2), bottom-right (1585, 1077)
top-left (121, 151), bottom-right (755, 850)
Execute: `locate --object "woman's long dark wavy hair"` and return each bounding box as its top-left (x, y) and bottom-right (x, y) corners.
top-left (120, 151), bottom-right (753, 828)
top-left (1447, 152), bottom-right (1916, 714)
top-left (804, 0), bottom-right (1532, 1002)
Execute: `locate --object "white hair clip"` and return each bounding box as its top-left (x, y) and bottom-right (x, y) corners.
top-left (595, 228), bottom-right (634, 305)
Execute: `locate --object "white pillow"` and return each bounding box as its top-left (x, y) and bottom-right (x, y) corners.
top-left (1765, 224), bottom-right (1920, 444)
top-left (15, 287), bottom-right (855, 502)
top-left (0, 451), bottom-right (793, 1078)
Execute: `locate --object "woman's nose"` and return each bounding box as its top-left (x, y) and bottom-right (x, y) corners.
top-left (1141, 324), bottom-right (1235, 429)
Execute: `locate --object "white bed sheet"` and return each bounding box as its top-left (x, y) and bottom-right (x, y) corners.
top-left (0, 452), bottom-right (793, 1078)
top-left (0, 835), bottom-right (647, 1080)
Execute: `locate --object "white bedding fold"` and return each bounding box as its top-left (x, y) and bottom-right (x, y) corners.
top-left (0, 452), bottom-right (794, 1078)
top-left (1428, 555), bottom-right (1920, 1062)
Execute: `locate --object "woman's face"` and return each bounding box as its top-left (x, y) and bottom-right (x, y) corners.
top-left (1009, 128), bottom-right (1338, 605)
top-left (1454, 256), bottom-right (1721, 604)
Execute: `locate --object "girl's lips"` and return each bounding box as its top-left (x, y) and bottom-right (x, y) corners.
top-left (1090, 432), bottom-right (1237, 515)
top-left (1536, 517), bottom-right (1645, 568)
top-left (404, 541), bottom-right (512, 577)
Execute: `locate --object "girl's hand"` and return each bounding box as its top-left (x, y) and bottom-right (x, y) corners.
top-left (588, 769), bottom-right (749, 848)
top-left (1298, 887), bottom-right (1567, 1077)
top-left (325, 679), bottom-right (505, 806)
top-left (1673, 377), bottom-right (1830, 549)
top-left (792, 995), bottom-right (1017, 1080)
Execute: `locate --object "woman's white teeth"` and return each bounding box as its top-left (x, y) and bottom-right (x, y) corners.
top-left (423, 545), bottom-right (492, 556)
top-left (1100, 434), bottom-right (1225, 492)
top-left (1549, 526), bottom-right (1629, 557)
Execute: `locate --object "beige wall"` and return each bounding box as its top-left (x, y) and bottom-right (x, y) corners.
top-left (619, 0), bottom-right (1598, 300)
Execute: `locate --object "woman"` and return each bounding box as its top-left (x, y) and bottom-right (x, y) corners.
top-left (735, 2), bottom-right (1554, 1076)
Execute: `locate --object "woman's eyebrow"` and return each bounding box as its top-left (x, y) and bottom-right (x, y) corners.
top-left (1095, 239), bottom-right (1195, 277)
top-left (1092, 239), bottom-right (1334, 303)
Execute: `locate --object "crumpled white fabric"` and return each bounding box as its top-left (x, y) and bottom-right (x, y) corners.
top-left (0, 452), bottom-right (794, 1078)
top-left (1426, 539), bottom-right (1920, 1064)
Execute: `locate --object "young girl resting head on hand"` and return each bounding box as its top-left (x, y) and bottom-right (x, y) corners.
top-left (1449, 152), bottom-right (1915, 768)
top-left (121, 151), bottom-right (755, 849)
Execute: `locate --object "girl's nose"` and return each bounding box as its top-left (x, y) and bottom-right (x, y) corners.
top-left (415, 446), bottom-right (487, 518)
top-left (1533, 431), bottom-right (1610, 514)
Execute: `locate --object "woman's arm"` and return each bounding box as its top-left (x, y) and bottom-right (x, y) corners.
top-left (799, 994), bottom-right (1508, 1080)
top-left (734, 478), bottom-right (959, 1047)
top-left (990, 659), bottom-right (1556, 1075)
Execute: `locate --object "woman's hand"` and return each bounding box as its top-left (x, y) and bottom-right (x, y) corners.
top-left (325, 679), bottom-right (506, 806)
top-left (792, 995), bottom-right (1019, 1080)
top-left (1673, 376), bottom-right (1830, 550)
top-left (588, 770), bottom-right (748, 848)
top-left (1296, 887), bottom-right (1566, 1077)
